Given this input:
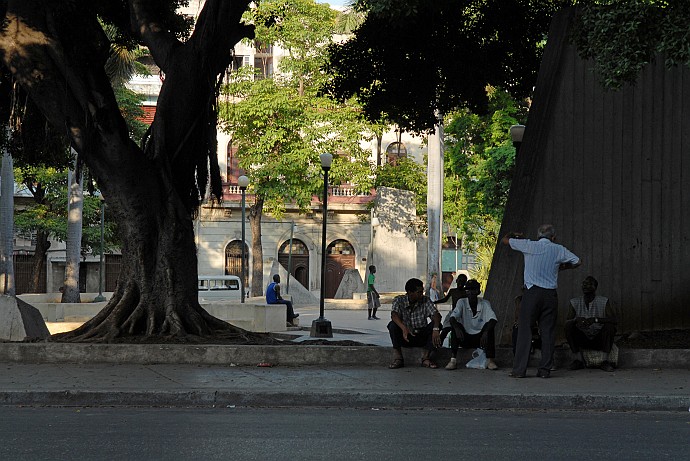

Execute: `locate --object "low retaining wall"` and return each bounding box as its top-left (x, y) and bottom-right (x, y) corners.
top-left (0, 343), bottom-right (685, 368)
top-left (18, 295), bottom-right (285, 334)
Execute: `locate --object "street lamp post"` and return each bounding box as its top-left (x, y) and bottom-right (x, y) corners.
top-left (238, 175), bottom-right (250, 304)
top-left (311, 153), bottom-right (333, 338)
top-left (93, 195), bottom-right (106, 303)
top-left (286, 221), bottom-right (295, 294)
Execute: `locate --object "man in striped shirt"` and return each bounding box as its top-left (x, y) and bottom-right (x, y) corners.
top-left (502, 224), bottom-right (581, 378)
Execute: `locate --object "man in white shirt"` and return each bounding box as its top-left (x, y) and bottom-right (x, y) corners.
top-left (502, 224), bottom-right (581, 378)
top-left (441, 279), bottom-right (498, 370)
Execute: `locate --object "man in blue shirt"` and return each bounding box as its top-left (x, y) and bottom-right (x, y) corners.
top-left (502, 224), bottom-right (581, 378)
top-left (266, 274), bottom-right (299, 325)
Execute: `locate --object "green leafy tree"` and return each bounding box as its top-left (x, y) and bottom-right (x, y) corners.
top-left (13, 167), bottom-right (118, 270)
top-left (222, 0), bottom-right (373, 296)
top-left (373, 156), bottom-right (427, 220)
top-left (572, 0), bottom-right (690, 89)
top-left (444, 87), bottom-right (526, 283)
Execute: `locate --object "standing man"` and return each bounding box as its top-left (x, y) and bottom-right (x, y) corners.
top-left (387, 278), bottom-right (443, 369)
top-left (266, 274), bottom-right (299, 325)
top-left (502, 224), bottom-right (581, 378)
top-left (565, 276), bottom-right (617, 372)
top-left (367, 265), bottom-right (381, 320)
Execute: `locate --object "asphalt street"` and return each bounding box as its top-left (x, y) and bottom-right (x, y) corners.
top-left (1, 407), bottom-right (688, 461)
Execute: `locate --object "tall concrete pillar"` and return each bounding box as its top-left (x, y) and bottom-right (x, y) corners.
top-left (426, 113), bottom-right (444, 287)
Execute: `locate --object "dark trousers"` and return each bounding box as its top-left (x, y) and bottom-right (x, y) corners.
top-left (565, 321), bottom-right (616, 354)
top-left (512, 286), bottom-right (557, 375)
top-left (270, 299), bottom-right (296, 321)
top-left (388, 321), bottom-right (435, 351)
top-left (441, 319), bottom-right (496, 358)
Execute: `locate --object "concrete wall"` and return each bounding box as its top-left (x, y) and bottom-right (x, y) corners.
top-left (370, 187), bottom-right (419, 293)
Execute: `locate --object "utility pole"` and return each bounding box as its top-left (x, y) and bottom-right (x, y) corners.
top-left (427, 111), bottom-right (444, 287)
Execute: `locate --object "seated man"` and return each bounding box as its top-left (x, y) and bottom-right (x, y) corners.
top-left (441, 279), bottom-right (498, 370)
top-left (565, 276), bottom-right (617, 372)
top-left (387, 278), bottom-right (442, 369)
top-left (265, 274), bottom-right (299, 325)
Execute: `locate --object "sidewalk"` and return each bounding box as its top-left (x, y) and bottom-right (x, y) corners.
top-left (0, 306), bottom-right (688, 412)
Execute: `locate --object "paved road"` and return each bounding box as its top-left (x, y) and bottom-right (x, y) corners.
top-left (1, 407), bottom-right (688, 460)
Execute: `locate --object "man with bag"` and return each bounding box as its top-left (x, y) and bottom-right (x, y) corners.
top-left (441, 279), bottom-right (498, 370)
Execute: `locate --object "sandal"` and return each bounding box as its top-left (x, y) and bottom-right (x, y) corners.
top-left (421, 358), bottom-right (438, 369)
top-left (389, 358), bottom-right (405, 369)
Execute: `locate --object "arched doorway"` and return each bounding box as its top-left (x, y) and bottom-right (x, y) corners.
top-left (325, 239), bottom-right (355, 298)
top-left (278, 239), bottom-right (309, 290)
top-left (225, 241), bottom-right (249, 288)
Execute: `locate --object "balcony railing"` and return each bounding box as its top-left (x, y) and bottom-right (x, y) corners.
top-left (223, 184), bottom-right (369, 197)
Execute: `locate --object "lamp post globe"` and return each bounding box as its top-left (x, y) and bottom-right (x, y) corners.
top-left (510, 124), bottom-right (525, 150)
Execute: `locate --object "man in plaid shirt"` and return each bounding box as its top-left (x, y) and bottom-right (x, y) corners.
top-left (387, 278), bottom-right (443, 369)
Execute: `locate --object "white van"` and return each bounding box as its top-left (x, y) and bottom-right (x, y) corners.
top-left (197, 275), bottom-right (242, 301)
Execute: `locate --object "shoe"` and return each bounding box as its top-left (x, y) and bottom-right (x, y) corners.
top-left (487, 360), bottom-right (498, 370)
top-left (420, 358), bottom-right (438, 369)
top-left (389, 358), bottom-right (404, 369)
top-left (445, 358), bottom-right (457, 370)
top-left (536, 369), bottom-right (551, 378)
top-left (509, 371), bottom-right (526, 378)
top-left (600, 361), bottom-right (615, 372)
top-left (372, 315), bottom-right (380, 320)
top-left (569, 360), bottom-right (585, 370)
top-left (368, 316), bottom-right (373, 320)
top-left (292, 313), bottom-right (299, 318)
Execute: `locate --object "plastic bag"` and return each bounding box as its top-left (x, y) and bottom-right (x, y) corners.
top-left (466, 348), bottom-right (487, 369)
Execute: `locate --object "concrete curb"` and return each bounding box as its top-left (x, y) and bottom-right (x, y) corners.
top-left (0, 390), bottom-right (686, 412)
top-left (0, 343), bottom-right (687, 368)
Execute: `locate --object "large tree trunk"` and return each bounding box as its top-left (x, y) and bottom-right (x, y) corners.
top-left (30, 229), bottom-right (50, 293)
top-left (62, 162), bottom-right (83, 303)
top-left (248, 197), bottom-right (265, 298)
top-left (0, 0), bottom-right (265, 342)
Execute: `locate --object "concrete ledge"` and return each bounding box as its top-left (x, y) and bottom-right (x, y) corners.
top-left (0, 343), bottom-right (387, 366)
top-left (0, 343), bottom-right (686, 369)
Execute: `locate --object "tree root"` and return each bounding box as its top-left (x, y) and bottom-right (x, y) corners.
top-left (52, 282), bottom-right (278, 344)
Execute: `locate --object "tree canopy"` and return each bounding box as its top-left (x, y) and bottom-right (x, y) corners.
top-left (324, 0), bottom-right (569, 132)
top-left (572, 0), bottom-right (690, 89)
